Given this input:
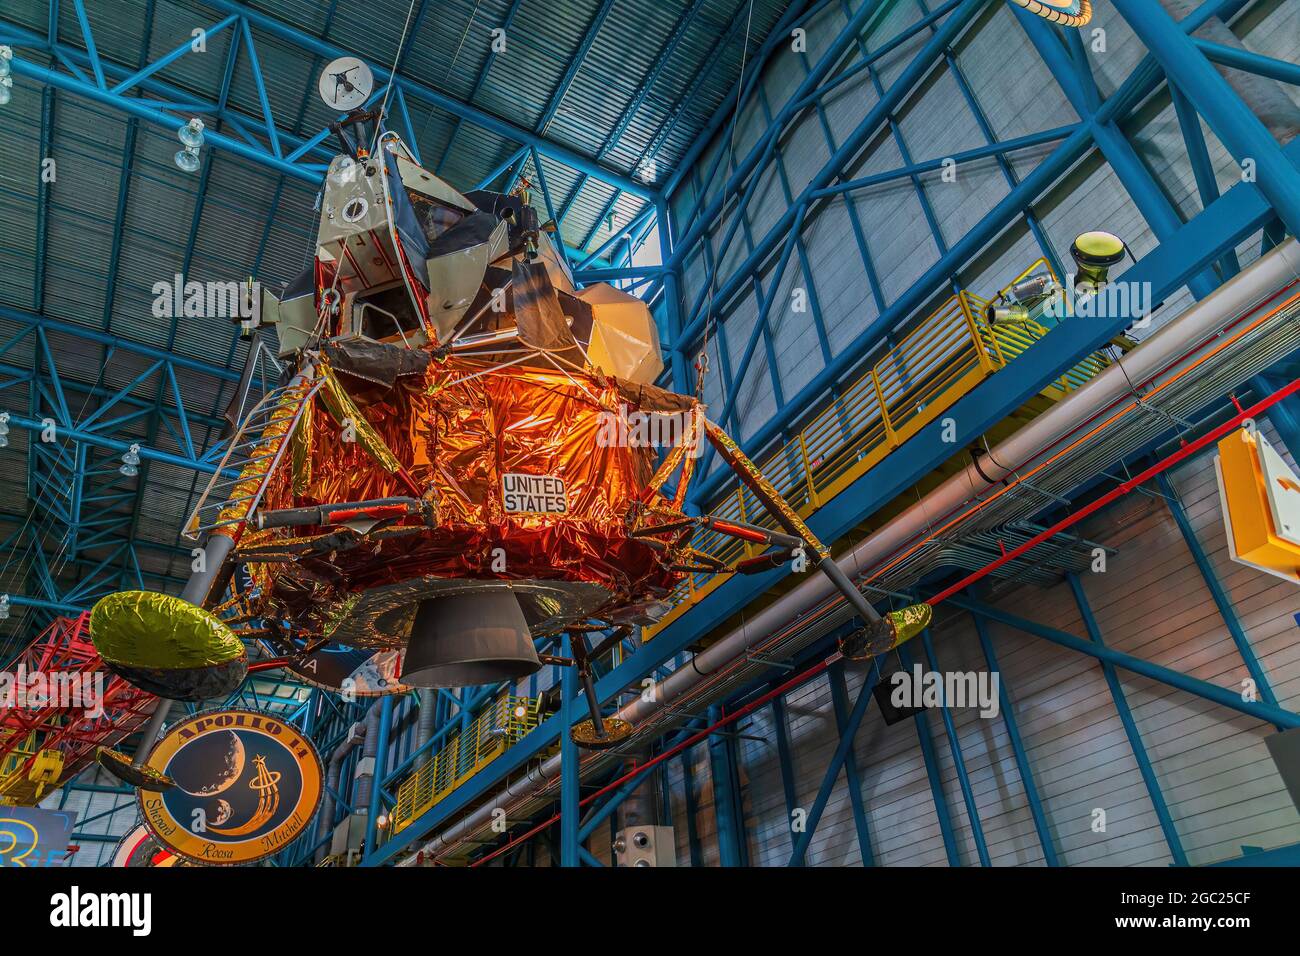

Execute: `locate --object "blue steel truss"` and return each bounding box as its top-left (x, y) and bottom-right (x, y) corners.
top-left (2, 0), bottom-right (1300, 865)
top-left (3, 2), bottom-right (655, 197)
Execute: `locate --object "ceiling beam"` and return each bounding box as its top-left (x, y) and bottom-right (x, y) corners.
top-left (199, 0), bottom-right (654, 197)
top-left (535, 0), bottom-right (619, 136)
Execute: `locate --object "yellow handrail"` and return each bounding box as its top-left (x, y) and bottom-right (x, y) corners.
top-left (389, 695), bottom-right (540, 835)
top-left (646, 259), bottom-right (1127, 635)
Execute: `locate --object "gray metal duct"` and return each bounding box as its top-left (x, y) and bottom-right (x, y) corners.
top-left (352, 703), bottom-right (383, 821)
top-left (417, 689), bottom-right (436, 753)
top-left (315, 720), bottom-right (366, 864)
top-left (402, 239), bottom-right (1300, 864)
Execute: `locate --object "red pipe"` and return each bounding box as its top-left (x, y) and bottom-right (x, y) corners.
top-left (925, 377), bottom-right (1300, 606)
top-left (467, 656), bottom-right (834, 867)
top-left (709, 519), bottom-right (770, 544)
top-left (327, 503), bottom-right (410, 523)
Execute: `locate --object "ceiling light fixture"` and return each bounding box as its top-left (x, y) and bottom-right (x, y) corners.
top-left (174, 118), bottom-right (206, 173)
top-left (120, 443), bottom-right (141, 477)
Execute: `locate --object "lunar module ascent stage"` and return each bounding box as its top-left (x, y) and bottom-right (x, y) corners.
top-left (89, 102), bottom-right (929, 786)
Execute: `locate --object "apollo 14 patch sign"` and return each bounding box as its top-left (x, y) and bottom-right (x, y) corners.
top-left (138, 709), bottom-right (323, 865)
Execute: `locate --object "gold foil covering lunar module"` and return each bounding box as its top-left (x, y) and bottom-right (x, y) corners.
top-left (90, 591), bottom-right (247, 701)
top-left (90, 127), bottom-right (928, 705)
top-left (167, 130), bottom-right (720, 674)
top-left (239, 354), bottom-right (686, 649)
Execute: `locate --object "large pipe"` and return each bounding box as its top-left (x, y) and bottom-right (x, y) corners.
top-left (352, 703), bottom-right (383, 825)
top-left (416, 690), bottom-right (436, 756)
top-left (406, 239), bottom-right (1300, 862)
top-left (315, 721), bottom-right (366, 864)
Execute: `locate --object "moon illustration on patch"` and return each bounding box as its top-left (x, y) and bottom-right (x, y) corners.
top-left (212, 799), bottom-right (233, 825)
top-left (176, 730), bottom-right (245, 797)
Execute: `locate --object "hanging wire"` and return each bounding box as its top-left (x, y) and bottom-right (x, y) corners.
top-left (367, 0), bottom-right (422, 158)
top-left (694, 0), bottom-right (757, 409)
top-left (415, 0), bottom-right (485, 145)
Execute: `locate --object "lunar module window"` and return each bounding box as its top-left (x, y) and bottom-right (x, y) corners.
top-left (409, 192), bottom-right (464, 245)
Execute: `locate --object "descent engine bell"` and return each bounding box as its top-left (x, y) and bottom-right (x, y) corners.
top-left (398, 590), bottom-right (542, 688)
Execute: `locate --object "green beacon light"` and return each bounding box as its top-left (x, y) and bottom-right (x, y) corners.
top-left (1070, 230), bottom-right (1126, 293)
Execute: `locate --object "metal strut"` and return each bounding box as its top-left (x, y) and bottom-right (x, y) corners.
top-left (701, 418), bottom-right (883, 625)
top-left (569, 633), bottom-right (606, 739)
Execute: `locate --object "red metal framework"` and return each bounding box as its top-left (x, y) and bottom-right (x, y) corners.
top-left (0, 614), bottom-right (158, 796)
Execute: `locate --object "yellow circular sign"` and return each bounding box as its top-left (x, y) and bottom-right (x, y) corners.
top-left (138, 709), bottom-right (323, 866)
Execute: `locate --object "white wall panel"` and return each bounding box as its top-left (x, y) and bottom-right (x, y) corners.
top-left (780, 670), bottom-right (867, 865)
top-left (767, 247), bottom-right (828, 397)
top-left (776, 108), bottom-right (832, 200)
top-left (804, 1), bottom-right (851, 67)
top-left (953, 4), bottom-right (1080, 142)
top-left (665, 433), bottom-right (1300, 866)
top-left (802, 197), bottom-right (878, 356)
top-left (867, 1), bottom-right (931, 90)
top-left (719, 288), bottom-right (779, 441)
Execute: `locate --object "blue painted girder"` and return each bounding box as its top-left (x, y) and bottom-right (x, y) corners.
top-left (363, 120), bottom-right (1300, 863)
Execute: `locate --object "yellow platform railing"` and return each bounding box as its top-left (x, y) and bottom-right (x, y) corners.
top-left (389, 695), bottom-right (541, 836)
top-left (648, 260), bottom-right (1126, 636)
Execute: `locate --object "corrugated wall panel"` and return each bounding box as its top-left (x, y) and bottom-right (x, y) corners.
top-left (921, 619), bottom-right (1052, 866)
top-left (953, 4), bottom-right (1080, 143)
top-left (767, 245), bottom-right (827, 397)
top-left (778, 108), bottom-right (832, 198)
top-left (846, 131), bottom-right (942, 307)
top-left (801, 198), bottom-right (877, 357)
top-left (855, 697), bottom-right (952, 865)
top-left (665, 0), bottom-right (1294, 435)
top-left (736, 701), bottom-right (795, 866)
top-left (687, 441), bottom-right (1300, 866)
top-left (780, 671), bottom-right (866, 865)
top-left (719, 288), bottom-right (777, 441)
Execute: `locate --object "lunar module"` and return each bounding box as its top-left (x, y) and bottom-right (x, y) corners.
top-left (89, 76), bottom-right (929, 780)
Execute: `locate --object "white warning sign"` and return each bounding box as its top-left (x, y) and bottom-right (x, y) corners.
top-left (502, 473), bottom-right (568, 514)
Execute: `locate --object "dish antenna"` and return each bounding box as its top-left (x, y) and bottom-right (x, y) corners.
top-left (319, 56), bottom-right (374, 111)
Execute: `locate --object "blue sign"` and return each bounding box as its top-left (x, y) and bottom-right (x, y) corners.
top-left (0, 807), bottom-right (76, 867)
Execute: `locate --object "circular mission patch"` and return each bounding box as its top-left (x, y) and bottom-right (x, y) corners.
top-left (137, 709), bottom-right (322, 865)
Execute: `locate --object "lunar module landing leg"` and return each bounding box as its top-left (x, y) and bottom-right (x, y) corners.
top-left (554, 417), bottom-right (930, 752)
top-left (93, 360), bottom-right (322, 789)
top-left (699, 418), bottom-right (930, 659)
top-left (560, 628), bottom-right (635, 749)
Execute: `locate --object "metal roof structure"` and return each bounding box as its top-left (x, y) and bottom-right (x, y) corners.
top-left (4, 0), bottom-right (1300, 874)
top-left (0, 0), bottom-right (793, 653)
